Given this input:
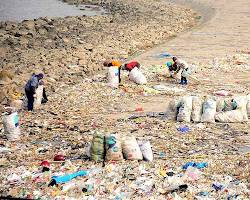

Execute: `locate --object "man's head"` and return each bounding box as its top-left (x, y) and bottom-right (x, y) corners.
top-left (103, 61), bottom-right (110, 67)
top-left (37, 73), bottom-right (44, 80)
top-left (172, 57), bottom-right (178, 62)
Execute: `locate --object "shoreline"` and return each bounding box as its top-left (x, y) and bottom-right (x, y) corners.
top-left (0, 0), bottom-right (198, 103)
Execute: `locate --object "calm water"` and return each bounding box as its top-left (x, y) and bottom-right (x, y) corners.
top-left (0, 0), bottom-right (106, 22)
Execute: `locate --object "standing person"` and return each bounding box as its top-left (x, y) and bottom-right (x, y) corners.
top-left (25, 73), bottom-right (47, 111)
top-left (104, 60), bottom-right (122, 83)
top-left (123, 61), bottom-right (140, 71)
top-left (172, 57), bottom-right (191, 85)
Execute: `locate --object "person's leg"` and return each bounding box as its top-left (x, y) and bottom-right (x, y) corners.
top-left (25, 90), bottom-right (34, 111)
top-left (180, 76), bottom-right (185, 85)
top-left (118, 67), bottom-right (121, 83)
top-left (184, 77), bottom-right (188, 85)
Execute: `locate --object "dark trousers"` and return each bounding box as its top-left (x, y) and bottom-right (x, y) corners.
top-left (25, 89), bottom-right (35, 111)
top-left (181, 76), bottom-right (188, 85)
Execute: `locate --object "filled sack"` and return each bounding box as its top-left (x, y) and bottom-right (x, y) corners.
top-left (247, 94), bottom-right (250, 118)
top-left (232, 96), bottom-right (248, 121)
top-left (138, 141), bottom-right (153, 162)
top-left (105, 134), bottom-right (123, 161)
top-left (2, 111), bottom-right (21, 140)
top-left (191, 96), bottom-right (202, 122)
top-left (90, 132), bottom-right (105, 162)
top-left (216, 98), bottom-right (234, 112)
top-left (107, 67), bottom-right (119, 88)
top-left (177, 96), bottom-right (193, 122)
top-left (165, 99), bottom-right (179, 120)
top-left (201, 98), bottom-right (216, 123)
top-left (129, 67), bottom-right (147, 85)
top-left (215, 110), bottom-right (244, 123)
top-left (122, 136), bottom-right (143, 160)
top-left (33, 85), bottom-right (44, 110)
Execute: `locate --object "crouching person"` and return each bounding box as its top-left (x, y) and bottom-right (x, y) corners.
top-left (25, 73), bottom-right (48, 111)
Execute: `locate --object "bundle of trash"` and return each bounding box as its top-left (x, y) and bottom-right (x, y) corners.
top-left (166, 95), bottom-right (250, 123)
top-left (89, 132), bottom-right (153, 162)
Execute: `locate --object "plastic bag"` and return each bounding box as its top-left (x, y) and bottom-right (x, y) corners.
top-left (107, 67), bottom-right (119, 88)
top-left (247, 94), bottom-right (250, 118)
top-left (177, 96), bottom-right (192, 122)
top-left (215, 110), bottom-right (244, 122)
top-left (233, 96), bottom-right (248, 121)
top-left (129, 67), bottom-right (147, 85)
top-left (90, 132), bottom-right (105, 162)
top-left (138, 141), bottom-right (153, 161)
top-left (122, 136), bottom-right (143, 160)
top-left (2, 111), bottom-right (21, 140)
top-left (105, 134), bottom-right (123, 161)
top-left (201, 98), bottom-right (216, 123)
top-left (191, 96), bottom-right (202, 122)
top-left (33, 85), bottom-right (44, 110)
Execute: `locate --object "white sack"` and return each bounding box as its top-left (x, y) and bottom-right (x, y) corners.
top-left (201, 98), bottom-right (216, 123)
top-left (107, 67), bottom-right (119, 88)
top-left (177, 96), bottom-right (193, 122)
top-left (191, 96), bottom-right (202, 122)
top-left (138, 141), bottom-right (153, 162)
top-left (129, 67), bottom-right (147, 85)
top-left (2, 112), bottom-right (21, 140)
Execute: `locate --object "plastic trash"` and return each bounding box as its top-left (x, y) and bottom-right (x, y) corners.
top-left (213, 90), bottom-right (231, 96)
top-left (212, 182), bottom-right (224, 191)
top-left (177, 126), bottom-right (190, 133)
top-left (184, 167), bottom-right (202, 181)
top-left (54, 154), bottom-right (65, 161)
top-left (182, 162), bottom-right (208, 170)
top-left (247, 94), bottom-right (250, 118)
top-left (49, 170), bottom-right (89, 186)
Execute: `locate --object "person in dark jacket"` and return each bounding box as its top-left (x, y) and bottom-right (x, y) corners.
top-left (25, 73), bottom-right (47, 111)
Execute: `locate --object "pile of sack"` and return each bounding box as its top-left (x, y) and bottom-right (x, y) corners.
top-left (89, 132), bottom-right (153, 162)
top-left (167, 94), bottom-right (250, 123)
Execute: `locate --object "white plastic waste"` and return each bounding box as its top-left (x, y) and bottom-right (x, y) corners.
top-left (191, 96), bottom-right (203, 122)
top-left (129, 67), bottom-right (147, 85)
top-left (177, 96), bottom-right (193, 122)
top-left (33, 85), bottom-right (44, 110)
top-left (107, 67), bottom-right (119, 88)
top-left (105, 134), bottom-right (123, 161)
top-left (138, 141), bottom-right (153, 162)
top-left (2, 111), bottom-right (21, 140)
top-left (201, 98), bottom-right (216, 123)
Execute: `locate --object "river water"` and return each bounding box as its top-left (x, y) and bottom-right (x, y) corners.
top-left (0, 0), bottom-right (106, 22)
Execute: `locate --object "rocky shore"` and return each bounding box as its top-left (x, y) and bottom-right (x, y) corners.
top-left (0, 0), bottom-right (197, 104)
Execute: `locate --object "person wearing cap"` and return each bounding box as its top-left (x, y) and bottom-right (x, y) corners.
top-left (123, 61), bottom-right (140, 71)
top-left (172, 57), bottom-right (191, 85)
top-left (165, 61), bottom-right (176, 78)
top-left (103, 60), bottom-right (122, 83)
top-left (25, 73), bottom-right (48, 111)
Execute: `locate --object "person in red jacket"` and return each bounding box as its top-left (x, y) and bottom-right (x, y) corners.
top-left (123, 61), bottom-right (140, 71)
